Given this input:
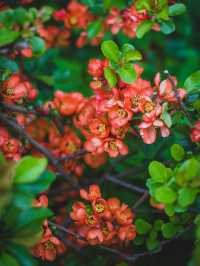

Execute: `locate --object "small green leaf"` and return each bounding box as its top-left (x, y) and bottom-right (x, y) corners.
top-left (135, 218), bottom-right (152, 235)
top-left (87, 19), bottom-right (102, 40)
top-left (104, 67), bottom-right (117, 88)
top-left (171, 144), bottom-right (185, 162)
top-left (0, 28), bottom-right (19, 47)
top-left (155, 186), bottom-right (176, 204)
top-left (184, 70), bottom-right (200, 93)
top-left (165, 205), bottom-right (175, 217)
top-left (0, 57), bottom-right (19, 72)
top-left (29, 37), bottom-right (46, 56)
top-left (178, 187), bottom-right (198, 207)
top-left (117, 64), bottom-right (136, 83)
top-left (176, 159), bottom-right (200, 184)
top-left (160, 21), bottom-right (175, 34)
top-left (148, 161), bottom-right (169, 183)
top-left (136, 20), bottom-right (154, 39)
top-left (123, 50), bottom-right (142, 63)
top-left (101, 40), bottom-right (120, 63)
top-left (169, 3), bottom-right (186, 16)
top-left (14, 156), bottom-right (47, 184)
top-left (162, 223), bottom-right (178, 239)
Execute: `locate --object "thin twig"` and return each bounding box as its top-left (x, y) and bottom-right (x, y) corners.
top-left (132, 191), bottom-right (149, 210)
top-left (0, 112), bottom-right (71, 181)
top-left (104, 174), bottom-right (147, 194)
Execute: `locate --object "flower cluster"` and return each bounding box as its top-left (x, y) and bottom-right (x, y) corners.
top-left (70, 185), bottom-right (136, 246)
top-left (26, 118), bottom-right (84, 176)
top-left (1, 73), bottom-right (37, 103)
top-left (32, 195), bottom-right (65, 261)
top-left (53, 0), bottom-right (157, 48)
top-left (0, 125), bottom-right (22, 161)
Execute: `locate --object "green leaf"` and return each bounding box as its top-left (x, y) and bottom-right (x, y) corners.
top-left (165, 205), bottom-right (175, 217)
top-left (0, 28), bottom-right (19, 47)
top-left (169, 3), bottom-right (186, 16)
top-left (15, 170), bottom-right (55, 195)
top-left (178, 187), bottom-right (198, 207)
top-left (136, 20), bottom-right (154, 39)
top-left (117, 64), bottom-right (136, 83)
top-left (14, 207), bottom-right (52, 232)
top-left (155, 186), bottom-right (176, 204)
top-left (148, 161), bottom-right (169, 183)
top-left (171, 144), bottom-right (185, 162)
top-left (184, 70), bottom-right (200, 93)
top-left (29, 37), bottom-right (46, 56)
top-left (14, 156), bottom-right (47, 184)
top-left (176, 159), bottom-right (200, 184)
top-left (15, 7), bottom-right (27, 24)
top-left (160, 21), bottom-right (175, 34)
top-left (87, 19), bottom-right (102, 40)
top-left (104, 67), bottom-right (117, 88)
top-left (162, 223), bottom-right (178, 239)
top-left (101, 40), bottom-right (120, 63)
top-left (123, 50), bottom-right (142, 63)
top-left (135, 218), bottom-right (152, 235)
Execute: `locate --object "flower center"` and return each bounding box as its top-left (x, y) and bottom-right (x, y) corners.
top-left (44, 240), bottom-right (55, 250)
top-left (70, 16), bottom-right (78, 25)
top-left (95, 203), bottom-right (105, 213)
top-left (131, 95), bottom-right (141, 108)
top-left (108, 141), bottom-right (117, 151)
top-left (97, 123), bottom-right (106, 133)
top-left (87, 215), bottom-right (96, 225)
top-left (117, 108), bottom-right (127, 118)
top-left (144, 102), bottom-right (154, 113)
top-left (5, 88), bottom-right (14, 96)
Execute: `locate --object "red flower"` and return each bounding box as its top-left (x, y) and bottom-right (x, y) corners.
top-left (80, 184), bottom-right (101, 201)
top-left (89, 118), bottom-right (110, 139)
top-left (84, 136), bottom-right (104, 154)
top-left (33, 195), bottom-right (48, 208)
top-left (155, 74), bottom-right (186, 103)
top-left (32, 228), bottom-right (65, 261)
top-left (191, 120), bottom-right (200, 142)
top-left (115, 203), bottom-right (134, 225)
top-left (70, 202), bottom-right (87, 224)
top-left (103, 138), bottom-right (128, 157)
top-left (54, 91), bottom-right (84, 116)
top-left (84, 152), bottom-right (107, 168)
top-left (108, 105), bottom-right (133, 128)
top-left (106, 7), bottom-right (123, 34)
top-left (86, 228), bottom-right (104, 245)
top-left (118, 224), bottom-right (136, 241)
top-left (107, 198), bottom-right (121, 214)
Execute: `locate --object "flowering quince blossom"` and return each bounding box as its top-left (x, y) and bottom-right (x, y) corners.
top-left (32, 195), bottom-right (65, 261)
top-left (53, 1), bottom-right (161, 48)
top-left (190, 121), bottom-right (200, 142)
top-left (1, 73), bottom-right (38, 103)
top-left (70, 185), bottom-right (136, 246)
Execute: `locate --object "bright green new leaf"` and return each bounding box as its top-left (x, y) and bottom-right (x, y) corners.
top-left (101, 40), bottom-right (120, 63)
top-left (176, 158), bottom-right (200, 184)
top-left (148, 161), bottom-right (169, 183)
top-left (123, 50), bottom-right (142, 63)
top-left (178, 187), bottom-right (198, 207)
top-left (117, 64), bottom-right (137, 83)
top-left (104, 67), bottom-right (117, 88)
top-left (0, 28), bottom-right (19, 47)
top-left (170, 144), bottom-right (185, 162)
top-left (155, 186), bottom-right (177, 204)
top-left (136, 20), bottom-right (154, 39)
top-left (14, 156), bottom-right (47, 184)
